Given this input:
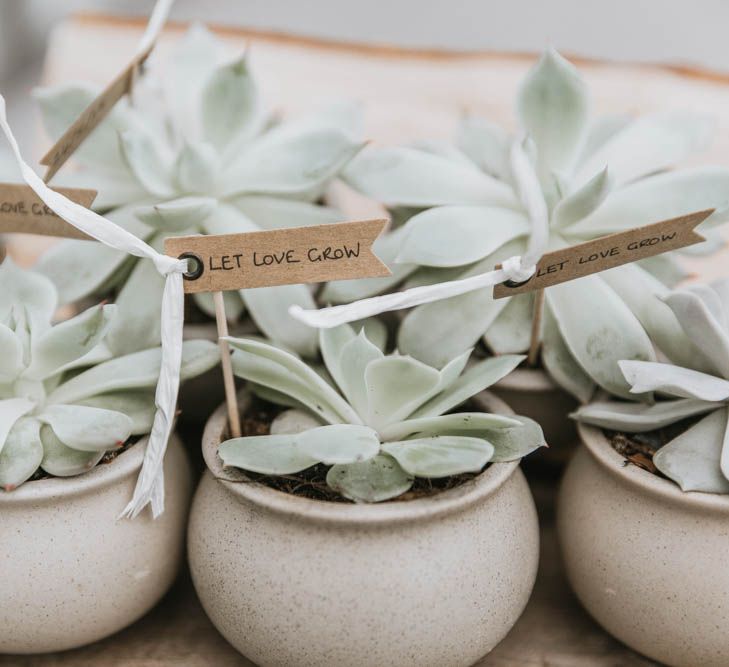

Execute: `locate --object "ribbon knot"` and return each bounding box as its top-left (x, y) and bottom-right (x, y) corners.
top-left (501, 255), bottom-right (536, 284)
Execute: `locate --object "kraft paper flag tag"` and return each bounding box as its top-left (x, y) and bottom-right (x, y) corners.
top-left (492, 209), bottom-right (712, 299)
top-left (39, 45), bottom-right (153, 183)
top-left (165, 219), bottom-right (391, 294)
top-left (0, 183), bottom-right (97, 239)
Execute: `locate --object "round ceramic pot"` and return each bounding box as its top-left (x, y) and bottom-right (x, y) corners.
top-left (0, 434), bottom-right (193, 654)
top-left (557, 423), bottom-right (729, 667)
top-left (188, 391), bottom-right (539, 667)
top-left (491, 367), bottom-right (578, 467)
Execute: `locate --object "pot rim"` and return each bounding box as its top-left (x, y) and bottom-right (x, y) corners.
top-left (0, 436), bottom-right (148, 506)
top-left (202, 390), bottom-right (522, 526)
top-left (494, 366), bottom-right (559, 393)
top-left (578, 422), bottom-right (729, 514)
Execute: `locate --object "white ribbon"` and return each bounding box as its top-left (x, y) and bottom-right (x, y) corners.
top-left (0, 0), bottom-right (180, 519)
top-left (290, 136), bottom-right (550, 329)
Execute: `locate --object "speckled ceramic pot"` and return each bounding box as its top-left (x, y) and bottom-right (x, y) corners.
top-left (0, 434), bottom-right (193, 654)
top-left (491, 367), bottom-right (579, 467)
top-left (188, 391), bottom-right (539, 667)
top-left (558, 423), bottom-right (729, 667)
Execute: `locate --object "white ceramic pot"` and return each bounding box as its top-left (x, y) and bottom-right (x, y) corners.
top-left (491, 367), bottom-right (578, 466)
top-left (558, 423), bottom-right (729, 667)
top-left (0, 434), bottom-right (193, 654)
top-left (188, 392), bottom-right (539, 667)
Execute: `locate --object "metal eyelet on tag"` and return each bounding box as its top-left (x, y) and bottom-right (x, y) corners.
top-left (178, 252), bottom-right (204, 281)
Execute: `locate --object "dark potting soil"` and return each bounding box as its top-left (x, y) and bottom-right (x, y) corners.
top-left (604, 416), bottom-right (699, 478)
top-left (221, 396), bottom-right (484, 503)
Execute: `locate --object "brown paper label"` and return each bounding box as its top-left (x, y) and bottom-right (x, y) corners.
top-left (492, 209), bottom-right (712, 299)
top-left (165, 219), bottom-right (392, 294)
top-left (40, 45), bottom-right (154, 182)
top-left (0, 183), bottom-right (97, 240)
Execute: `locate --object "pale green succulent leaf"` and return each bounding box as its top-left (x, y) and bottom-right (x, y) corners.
top-left (398, 287), bottom-right (508, 368)
top-left (227, 337), bottom-right (360, 424)
top-left (0, 417), bottom-right (43, 491)
top-left (38, 404), bottom-right (132, 452)
top-left (135, 196), bottom-right (217, 232)
top-left (455, 115), bottom-right (511, 179)
top-left (382, 435), bottom-right (494, 478)
top-left (34, 83), bottom-right (141, 171)
top-left (547, 275), bottom-right (655, 399)
top-left (35, 205), bottom-right (154, 304)
top-left (541, 302), bottom-right (595, 403)
top-left (47, 340), bottom-right (220, 405)
top-left (343, 147), bottom-right (517, 208)
top-left (565, 167), bottom-right (729, 238)
top-left (76, 391), bottom-right (156, 435)
top-left (0, 398), bottom-right (35, 456)
top-left (202, 202), bottom-right (259, 235)
top-left (174, 141), bottom-right (219, 193)
top-left (365, 356), bottom-right (441, 429)
top-left (54, 167), bottom-right (149, 211)
top-left (222, 126), bottom-right (364, 199)
top-left (232, 195), bottom-right (340, 230)
top-left (39, 424), bottom-right (104, 477)
top-left (326, 454), bottom-right (414, 502)
top-left (575, 111), bottom-right (714, 188)
top-left (163, 23), bottom-right (222, 141)
top-left (484, 294), bottom-right (534, 355)
top-left (118, 129), bottom-right (175, 198)
top-left (297, 424), bottom-right (380, 465)
top-left (0, 257), bottom-right (57, 325)
top-left (412, 354), bottom-right (525, 419)
top-left (572, 398), bottom-right (719, 432)
top-left (663, 289), bottom-right (729, 379)
top-left (201, 56), bottom-right (260, 150)
top-left (654, 409), bottom-right (729, 493)
top-left (379, 412), bottom-right (520, 441)
top-left (517, 48), bottom-right (589, 179)
top-left (408, 139), bottom-right (478, 168)
top-left (576, 114), bottom-right (631, 165)
top-left (356, 318), bottom-right (388, 352)
top-left (105, 254), bottom-right (165, 356)
top-left (25, 303), bottom-right (116, 381)
top-left (241, 284), bottom-right (319, 358)
top-left (336, 330), bottom-right (384, 419)
top-left (0, 324), bottom-right (24, 383)
top-left (192, 290), bottom-right (246, 322)
top-left (600, 264), bottom-right (711, 373)
top-left (321, 225), bottom-right (415, 304)
top-left (484, 416), bottom-right (547, 461)
top-left (637, 255), bottom-right (690, 288)
top-left (552, 167), bottom-right (612, 229)
top-left (218, 434), bottom-right (318, 475)
top-left (619, 360), bottom-right (729, 402)
top-left (270, 409), bottom-right (324, 435)
top-left (396, 206), bottom-right (529, 267)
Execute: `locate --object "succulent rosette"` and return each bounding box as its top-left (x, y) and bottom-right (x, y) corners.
top-left (339, 48), bottom-right (729, 402)
top-left (574, 278), bottom-right (729, 493)
top-left (218, 324), bottom-right (545, 502)
top-left (0, 259), bottom-right (219, 490)
top-left (34, 24), bottom-right (364, 359)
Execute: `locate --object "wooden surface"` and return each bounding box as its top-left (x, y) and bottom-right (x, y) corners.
top-left (0, 467), bottom-right (658, 667)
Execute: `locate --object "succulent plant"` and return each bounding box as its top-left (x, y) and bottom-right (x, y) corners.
top-left (574, 278), bottom-right (729, 493)
top-left (0, 259), bottom-right (219, 490)
top-left (338, 48), bottom-right (729, 402)
top-left (217, 324), bottom-right (544, 502)
top-left (34, 24), bottom-right (364, 359)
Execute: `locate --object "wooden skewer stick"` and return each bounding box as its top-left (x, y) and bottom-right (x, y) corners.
top-left (527, 288), bottom-right (545, 367)
top-left (213, 290), bottom-right (242, 438)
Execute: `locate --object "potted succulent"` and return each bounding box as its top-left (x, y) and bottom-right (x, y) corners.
top-left (188, 325), bottom-right (545, 666)
top-left (33, 24), bottom-right (365, 422)
top-left (336, 48), bottom-right (729, 452)
top-left (558, 278), bottom-right (729, 667)
top-left (0, 258), bottom-right (219, 653)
